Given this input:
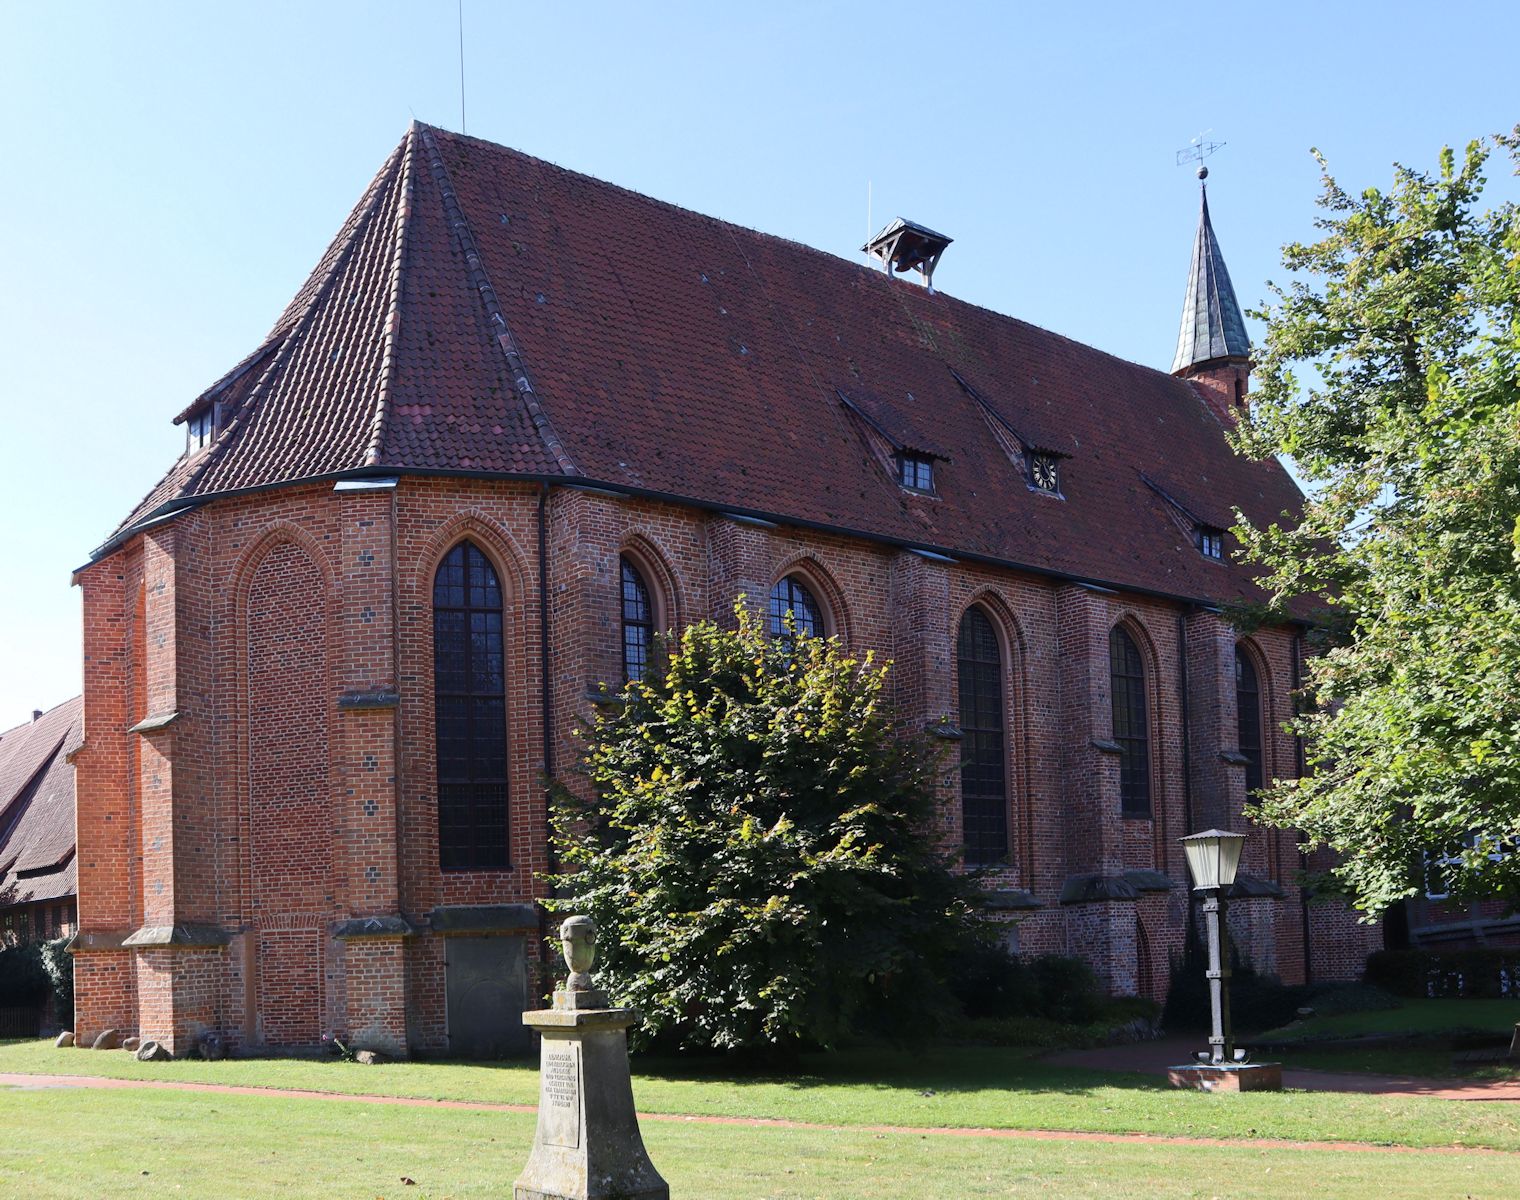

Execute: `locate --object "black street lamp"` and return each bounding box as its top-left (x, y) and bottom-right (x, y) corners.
top-left (1179, 829), bottom-right (1247, 1066)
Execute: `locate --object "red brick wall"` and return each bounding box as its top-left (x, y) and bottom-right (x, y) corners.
top-left (247, 538), bottom-right (333, 1046)
top-left (74, 472), bottom-right (1382, 1052)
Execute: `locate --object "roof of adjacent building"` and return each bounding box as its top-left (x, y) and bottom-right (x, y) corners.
top-left (0, 697), bottom-right (80, 909)
top-left (105, 124), bottom-right (1300, 607)
top-left (1172, 182), bottom-right (1252, 374)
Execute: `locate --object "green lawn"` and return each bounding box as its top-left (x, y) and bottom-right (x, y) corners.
top-left (2, 1085), bottom-right (1518, 1199)
top-left (4, 1039), bottom-right (1520, 1153)
top-left (1260, 999), bottom-right (1520, 1044)
top-left (1258, 998), bottom-right (1520, 1079)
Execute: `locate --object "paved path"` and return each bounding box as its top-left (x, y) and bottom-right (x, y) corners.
top-left (1, 1070), bottom-right (1516, 1157)
top-left (1043, 1038), bottom-right (1520, 1101)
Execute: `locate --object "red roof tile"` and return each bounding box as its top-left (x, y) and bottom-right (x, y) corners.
top-left (0, 697), bottom-right (80, 907)
top-left (103, 124), bottom-right (1303, 606)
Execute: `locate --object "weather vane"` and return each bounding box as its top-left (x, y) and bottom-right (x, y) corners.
top-left (1176, 132), bottom-right (1226, 179)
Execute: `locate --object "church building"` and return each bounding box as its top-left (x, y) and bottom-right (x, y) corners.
top-left (71, 125), bottom-right (1380, 1057)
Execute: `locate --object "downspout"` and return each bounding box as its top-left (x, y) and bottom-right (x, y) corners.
top-left (1292, 629), bottom-right (1313, 985)
top-left (538, 482), bottom-right (556, 997)
top-left (1178, 608), bottom-right (1198, 983)
top-left (1176, 609), bottom-right (1195, 839)
top-left (391, 485), bottom-right (405, 933)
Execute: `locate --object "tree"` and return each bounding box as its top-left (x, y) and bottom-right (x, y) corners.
top-left (1234, 129), bottom-right (1520, 914)
top-left (545, 604), bottom-right (985, 1055)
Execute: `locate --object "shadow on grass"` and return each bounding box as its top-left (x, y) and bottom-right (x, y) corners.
top-left (628, 1044), bottom-right (1170, 1099)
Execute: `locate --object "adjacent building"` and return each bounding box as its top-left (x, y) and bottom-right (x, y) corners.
top-left (0, 698), bottom-right (80, 947)
top-left (70, 125), bottom-right (1380, 1057)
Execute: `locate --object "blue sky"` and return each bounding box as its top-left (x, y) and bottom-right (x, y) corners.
top-left (1, 0), bottom-right (1515, 726)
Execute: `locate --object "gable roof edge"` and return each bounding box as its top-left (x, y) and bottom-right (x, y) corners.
top-left (365, 125), bottom-right (420, 466)
top-left (415, 126), bottom-right (579, 477)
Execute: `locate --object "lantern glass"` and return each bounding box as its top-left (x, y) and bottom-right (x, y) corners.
top-left (1180, 830), bottom-right (1246, 890)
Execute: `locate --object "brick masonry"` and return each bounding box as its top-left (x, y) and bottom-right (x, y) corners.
top-left (72, 476), bottom-right (1381, 1054)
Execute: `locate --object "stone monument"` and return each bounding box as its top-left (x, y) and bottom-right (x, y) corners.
top-left (514, 916), bottom-right (670, 1200)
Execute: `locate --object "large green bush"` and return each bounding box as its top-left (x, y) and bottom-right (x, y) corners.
top-left (547, 604), bottom-right (987, 1055)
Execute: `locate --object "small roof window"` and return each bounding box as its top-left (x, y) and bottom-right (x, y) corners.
top-left (898, 453), bottom-right (934, 493)
top-left (1198, 526), bottom-right (1224, 559)
top-left (186, 406), bottom-right (216, 454)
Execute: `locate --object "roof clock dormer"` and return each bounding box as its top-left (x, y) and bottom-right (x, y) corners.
top-left (1172, 165), bottom-right (1252, 427)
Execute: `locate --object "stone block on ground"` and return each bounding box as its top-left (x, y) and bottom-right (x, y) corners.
top-left (121, 1036), bottom-right (140, 1052)
top-left (90, 1028), bottom-right (121, 1051)
top-left (1168, 1061), bottom-right (1282, 1092)
top-left (198, 1031), bottom-right (226, 1061)
top-left (54, 1031), bottom-right (74, 1048)
top-left (355, 1049), bottom-right (388, 1065)
top-left (135, 1040), bottom-right (172, 1062)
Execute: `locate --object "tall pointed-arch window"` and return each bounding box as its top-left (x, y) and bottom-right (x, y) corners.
top-left (620, 556), bottom-right (655, 683)
top-left (433, 541), bottom-right (509, 870)
top-left (958, 607), bottom-right (1008, 865)
top-left (769, 575), bottom-right (822, 640)
top-left (1109, 626), bottom-right (1151, 817)
top-left (1235, 647), bottom-right (1263, 796)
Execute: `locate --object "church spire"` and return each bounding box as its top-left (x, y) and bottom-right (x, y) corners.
top-left (1171, 167), bottom-right (1250, 376)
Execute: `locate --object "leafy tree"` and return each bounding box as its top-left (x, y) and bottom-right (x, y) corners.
top-left (545, 604), bottom-right (985, 1055)
top-left (1234, 129), bottom-right (1520, 913)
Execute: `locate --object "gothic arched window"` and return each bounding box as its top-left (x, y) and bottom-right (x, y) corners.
top-left (768, 575), bottom-right (822, 640)
top-left (1236, 647), bottom-right (1263, 796)
top-left (620, 556), bottom-right (655, 683)
top-left (1109, 625), bottom-right (1151, 817)
top-left (958, 606), bottom-right (1009, 865)
top-left (433, 540), bottom-right (509, 870)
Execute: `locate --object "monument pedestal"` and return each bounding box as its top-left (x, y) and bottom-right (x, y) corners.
top-left (513, 1005), bottom-right (669, 1200)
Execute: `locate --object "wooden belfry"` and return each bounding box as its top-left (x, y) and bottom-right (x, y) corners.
top-left (862, 217), bottom-right (953, 290)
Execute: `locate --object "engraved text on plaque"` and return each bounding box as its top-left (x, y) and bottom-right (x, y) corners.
top-left (540, 1041), bottom-right (582, 1149)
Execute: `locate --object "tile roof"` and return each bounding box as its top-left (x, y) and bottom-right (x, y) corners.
top-left (0, 697), bottom-right (80, 908)
top-left (102, 124), bottom-right (1303, 608)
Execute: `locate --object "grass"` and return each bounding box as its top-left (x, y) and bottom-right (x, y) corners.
top-left (4, 1039), bottom-right (1520, 1153)
top-left (1256, 998), bottom-right (1520, 1080)
top-left (3, 1085), bottom-right (1520, 1199)
top-left (1259, 999), bottom-right (1520, 1044)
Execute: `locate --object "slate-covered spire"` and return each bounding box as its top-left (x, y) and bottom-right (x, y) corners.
top-left (1171, 171), bottom-right (1250, 375)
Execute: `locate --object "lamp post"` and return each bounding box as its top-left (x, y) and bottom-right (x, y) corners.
top-left (1179, 829), bottom-right (1246, 1066)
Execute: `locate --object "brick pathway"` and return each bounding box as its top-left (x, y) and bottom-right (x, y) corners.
top-left (1043, 1038), bottom-right (1520, 1101)
top-left (2, 1069), bottom-right (1517, 1157)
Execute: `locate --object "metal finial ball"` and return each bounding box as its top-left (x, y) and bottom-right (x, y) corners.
top-left (1197, 165), bottom-right (1209, 181)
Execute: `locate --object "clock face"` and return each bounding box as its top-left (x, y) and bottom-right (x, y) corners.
top-left (1031, 454), bottom-right (1058, 492)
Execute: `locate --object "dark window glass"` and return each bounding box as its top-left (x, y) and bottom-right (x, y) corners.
top-left (1236, 648), bottom-right (1263, 795)
top-left (768, 576), bottom-right (822, 640)
top-left (958, 607), bottom-right (1009, 865)
top-left (433, 540), bottom-right (509, 870)
top-left (620, 556), bottom-right (655, 682)
top-left (898, 455), bottom-right (934, 492)
top-left (1110, 626), bottom-right (1151, 816)
top-left (187, 408), bottom-right (214, 451)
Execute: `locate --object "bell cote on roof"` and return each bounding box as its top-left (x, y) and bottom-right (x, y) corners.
top-left (863, 218), bottom-right (952, 291)
top-left (1171, 168), bottom-right (1251, 426)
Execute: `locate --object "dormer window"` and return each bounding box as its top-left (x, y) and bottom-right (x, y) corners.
top-left (187, 407), bottom-right (216, 453)
top-left (1198, 526), bottom-right (1224, 559)
top-left (898, 453), bottom-right (934, 493)
top-left (1028, 452), bottom-right (1060, 494)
